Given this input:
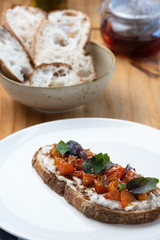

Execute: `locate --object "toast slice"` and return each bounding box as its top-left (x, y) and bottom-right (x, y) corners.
top-left (32, 141), bottom-right (160, 224)
top-left (30, 62), bottom-right (82, 87)
top-left (2, 5), bottom-right (46, 60)
top-left (48, 10), bottom-right (91, 51)
top-left (34, 20), bottom-right (96, 82)
top-left (0, 26), bottom-right (33, 84)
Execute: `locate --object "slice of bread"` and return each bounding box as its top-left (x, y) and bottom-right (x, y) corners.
top-left (32, 144), bottom-right (160, 224)
top-left (34, 20), bottom-right (96, 82)
top-left (48, 10), bottom-right (91, 51)
top-left (0, 26), bottom-right (33, 83)
top-left (2, 5), bottom-right (46, 60)
top-left (30, 63), bottom-right (82, 87)
top-left (34, 21), bottom-right (79, 60)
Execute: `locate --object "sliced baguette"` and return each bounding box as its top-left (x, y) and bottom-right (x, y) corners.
top-left (34, 20), bottom-right (96, 82)
top-left (34, 21), bottom-right (79, 60)
top-left (30, 62), bottom-right (82, 87)
top-left (48, 10), bottom-right (91, 51)
top-left (0, 26), bottom-right (33, 83)
top-left (32, 144), bottom-right (160, 224)
top-left (2, 5), bottom-right (46, 60)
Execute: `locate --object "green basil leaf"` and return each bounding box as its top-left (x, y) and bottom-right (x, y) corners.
top-left (118, 183), bottom-right (126, 191)
top-left (55, 140), bottom-right (69, 156)
top-left (127, 177), bottom-right (159, 194)
top-left (82, 153), bottom-right (110, 175)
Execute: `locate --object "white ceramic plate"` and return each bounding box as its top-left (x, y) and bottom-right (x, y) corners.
top-left (0, 118), bottom-right (160, 240)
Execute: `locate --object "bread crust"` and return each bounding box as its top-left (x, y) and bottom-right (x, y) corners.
top-left (0, 26), bottom-right (33, 83)
top-left (48, 9), bottom-right (91, 54)
top-left (29, 62), bottom-right (82, 86)
top-left (32, 148), bottom-right (66, 196)
top-left (0, 59), bottom-right (22, 83)
top-left (64, 185), bottom-right (160, 224)
top-left (1, 4), bottom-right (47, 62)
top-left (32, 146), bottom-right (160, 224)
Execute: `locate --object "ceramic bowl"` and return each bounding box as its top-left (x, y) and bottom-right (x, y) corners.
top-left (0, 42), bottom-right (115, 113)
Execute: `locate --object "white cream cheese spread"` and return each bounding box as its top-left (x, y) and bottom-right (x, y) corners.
top-left (38, 145), bottom-right (160, 212)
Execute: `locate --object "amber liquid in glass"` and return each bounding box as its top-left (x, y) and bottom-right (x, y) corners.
top-left (101, 18), bottom-right (160, 57)
top-left (31, 0), bottom-right (68, 12)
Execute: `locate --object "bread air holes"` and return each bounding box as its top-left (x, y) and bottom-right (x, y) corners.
top-left (54, 37), bottom-right (68, 47)
top-left (53, 68), bottom-right (67, 77)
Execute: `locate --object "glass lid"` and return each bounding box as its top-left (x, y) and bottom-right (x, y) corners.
top-left (109, 0), bottom-right (160, 21)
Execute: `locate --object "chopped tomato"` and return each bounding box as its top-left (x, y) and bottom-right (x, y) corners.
top-left (108, 180), bottom-right (119, 191)
top-left (104, 190), bottom-right (121, 201)
top-left (123, 170), bottom-right (135, 183)
top-left (107, 171), bottom-right (123, 182)
top-left (94, 180), bottom-right (108, 194)
top-left (82, 173), bottom-right (96, 186)
top-left (73, 170), bottom-right (83, 178)
top-left (54, 156), bottom-right (64, 166)
top-left (85, 149), bottom-right (95, 158)
top-left (67, 155), bottom-right (78, 167)
top-left (136, 193), bottom-right (147, 201)
top-left (146, 190), bottom-right (152, 195)
top-left (107, 165), bottom-right (124, 176)
top-left (57, 162), bottom-right (74, 175)
top-left (120, 189), bottom-right (134, 208)
top-left (75, 158), bottom-right (84, 170)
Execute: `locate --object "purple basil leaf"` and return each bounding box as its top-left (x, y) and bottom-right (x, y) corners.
top-left (104, 163), bottom-right (115, 174)
top-left (103, 180), bottom-right (108, 188)
top-left (121, 164), bottom-right (135, 180)
top-left (66, 140), bottom-right (83, 158)
top-left (76, 145), bottom-right (82, 154)
top-left (80, 150), bottom-right (88, 161)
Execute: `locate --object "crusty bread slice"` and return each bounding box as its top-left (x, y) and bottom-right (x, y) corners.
top-left (2, 5), bottom-right (46, 60)
top-left (32, 144), bottom-right (160, 224)
top-left (0, 26), bottom-right (33, 84)
top-left (34, 21), bottom-right (79, 60)
top-left (30, 62), bottom-right (82, 87)
top-left (34, 20), bottom-right (96, 82)
top-left (48, 10), bottom-right (91, 51)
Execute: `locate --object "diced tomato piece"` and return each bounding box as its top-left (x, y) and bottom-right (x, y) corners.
top-left (73, 170), bottom-right (83, 178)
top-left (54, 156), bottom-right (64, 166)
top-left (107, 171), bottom-right (123, 182)
top-left (108, 182), bottom-right (115, 191)
top-left (107, 165), bottom-right (124, 176)
top-left (104, 190), bottom-right (121, 201)
top-left (108, 180), bottom-right (119, 191)
top-left (136, 193), bottom-right (147, 201)
top-left (146, 190), bottom-right (152, 195)
top-left (57, 162), bottom-right (74, 175)
top-left (86, 150), bottom-right (95, 158)
top-left (82, 173), bottom-right (96, 186)
top-left (75, 158), bottom-right (84, 170)
top-left (120, 189), bottom-right (134, 208)
top-left (94, 180), bottom-right (108, 194)
top-left (123, 170), bottom-right (135, 183)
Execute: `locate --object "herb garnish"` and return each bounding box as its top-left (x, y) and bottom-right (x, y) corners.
top-left (118, 183), bottom-right (126, 191)
top-left (82, 153), bottom-right (110, 175)
top-left (55, 140), bottom-right (69, 156)
top-left (55, 140), bottom-right (84, 158)
top-left (127, 177), bottom-right (159, 194)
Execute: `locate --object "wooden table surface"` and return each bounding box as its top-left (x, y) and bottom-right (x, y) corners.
top-left (0, 0), bottom-right (160, 141)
